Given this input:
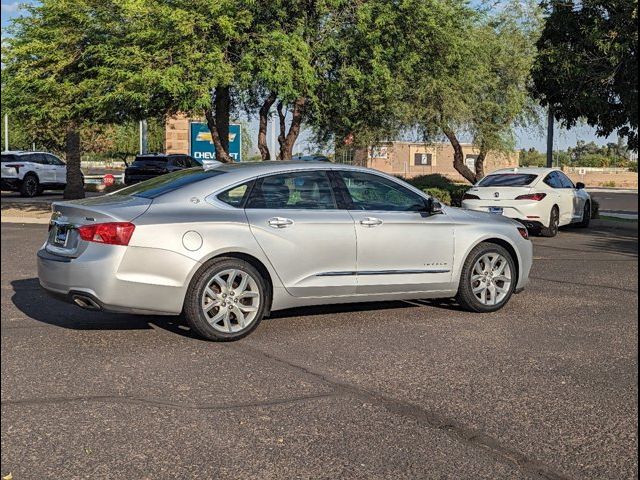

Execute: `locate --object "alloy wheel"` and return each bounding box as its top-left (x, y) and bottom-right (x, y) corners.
top-left (201, 269), bottom-right (261, 333)
top-left (470, 253), bottom-right (513, 306)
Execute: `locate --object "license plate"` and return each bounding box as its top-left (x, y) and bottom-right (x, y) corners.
top-left (488, 207), bottom-right (504, 215)
top-left (50, 224), bottom-right (70, 247)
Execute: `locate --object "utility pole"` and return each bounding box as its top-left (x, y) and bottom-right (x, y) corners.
top-left (546, 107), bottom-right (554, 168)
top-left (4, 114), bottom-right (8, 151)
top-left (139, 119), bottom-right (148, 155)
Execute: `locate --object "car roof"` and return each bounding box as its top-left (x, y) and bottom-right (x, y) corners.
top-left (1, 151), bottom-right (54, 156)
top-left (487, 167), bottom-right (560, 176)
top-left (135, 153), bottom-right (187, 158)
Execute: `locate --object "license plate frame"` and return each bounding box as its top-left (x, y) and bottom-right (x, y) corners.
top-left (50, 224), bottom-right (71, 247)
top-left (488, 207), bottom-right (504, 215)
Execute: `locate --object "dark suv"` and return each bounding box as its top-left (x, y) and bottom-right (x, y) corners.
top-left (124, 153), bottom-right (201, 186)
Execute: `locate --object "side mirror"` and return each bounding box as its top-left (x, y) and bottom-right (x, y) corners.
top-left (576, 182), bottom-right (585, 190)
top-left (426, 198), bottom-right (444, 215)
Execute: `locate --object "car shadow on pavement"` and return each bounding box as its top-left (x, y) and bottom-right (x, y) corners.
top-left (10, 278), bottom-right (201, 339)
top-left (11, 278), bottom-right (458, 337)
top-left (557, 223), bottom-right (638, 256)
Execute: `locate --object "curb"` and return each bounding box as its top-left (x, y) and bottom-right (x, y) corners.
top-left (1, 216), bottom-right (51, 224)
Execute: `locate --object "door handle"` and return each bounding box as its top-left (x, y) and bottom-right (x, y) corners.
top-left (267, 217), bottom-right (294, 228)
top-left (360, 217), bottom-right (383, 227)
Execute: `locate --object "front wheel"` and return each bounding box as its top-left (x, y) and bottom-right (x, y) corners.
top-left (576, 201), bottom-right (591, 228)
top-left (183, 258), bottom-right (268, 341)
top-left (455, 243), bottom-right (517, 313)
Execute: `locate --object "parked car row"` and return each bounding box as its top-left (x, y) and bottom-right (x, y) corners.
top-left (0, 151), bottom-right (203, 197)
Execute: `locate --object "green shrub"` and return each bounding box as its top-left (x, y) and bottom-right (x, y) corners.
top-left (401, 174), bottom-right (470, 206)
top-left (600, 180), bottom-right (617, 188)
top-left (422, 187), bottom-right (452, 205)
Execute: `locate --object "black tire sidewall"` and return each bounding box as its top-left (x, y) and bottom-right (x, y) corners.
top-left (456, 243), bottom-right (517, 313)
top-left (184, 258), bottom-right (268, 341)
top-left (21, 175), bottom-right (39, 197)
top-left (541, 206), bottom-right (559, 237)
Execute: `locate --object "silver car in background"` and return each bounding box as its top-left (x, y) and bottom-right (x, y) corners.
top-left (38, 162), bottom-right (533, 341)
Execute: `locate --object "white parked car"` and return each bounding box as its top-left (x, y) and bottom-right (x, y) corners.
top-left (1, 151), bottom-right (69, 197)
top-left (461, 168), bottom-right (591, 237)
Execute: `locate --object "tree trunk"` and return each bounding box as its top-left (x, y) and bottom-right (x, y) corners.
top-left (258, 92), bottom-right (277, 160)
top-left (473, 142), bottom-right (488, 182)
top-left (204, 86), bottom-right (233, 163)
top-left (443, 128), bottom-right (476, 184)
top-left (278, 97), bottom-right (306, 161)
top-left (63, 124), bottom-right (85, 200)
top-left (276, 102), bottom-right (287, 160)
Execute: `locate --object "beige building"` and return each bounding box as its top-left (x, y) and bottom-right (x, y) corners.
top-left (344, 142), bottom-right (518, 182)
top-left (164, 115), bottom-right (191, 155)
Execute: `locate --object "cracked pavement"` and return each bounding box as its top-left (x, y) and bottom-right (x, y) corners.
top-left (1, 222), bottom-right (638, 479)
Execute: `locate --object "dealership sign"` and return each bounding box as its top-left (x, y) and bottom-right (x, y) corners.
top-left (190, 122), bottom-right (241, 162)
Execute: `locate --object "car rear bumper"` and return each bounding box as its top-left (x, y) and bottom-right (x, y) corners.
top-left (37, 244), bottom-right (198, 315)
top-left (462, 201), bottom-right (550, 228)
top-left (1, 177), bottom-right (20, 191)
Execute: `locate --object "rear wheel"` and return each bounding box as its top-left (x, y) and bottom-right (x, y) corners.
top-left (184, 258), bottom-right (268, 341)
top-left (20, 174), bottom-right (40, 197)
top-left (540, 206), bottom-right (559, 237)
top-left (577, 201), bottom-right (591, 228)
top-left (456, 242), bottom-right (516, 313)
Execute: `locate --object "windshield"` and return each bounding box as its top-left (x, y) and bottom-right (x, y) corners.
top-left (478, 174), bottom-right (538, 187)
top-left (1, 154), bottom-right (18, 163)
top-left (114, 167), bottom-right (226, 198)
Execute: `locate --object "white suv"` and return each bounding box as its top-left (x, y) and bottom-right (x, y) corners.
top-left (1, 151), bottom-right (68, 197)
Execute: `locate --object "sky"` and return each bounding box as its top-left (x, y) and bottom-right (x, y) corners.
top-left (0, 1), bottom-right (622, 154)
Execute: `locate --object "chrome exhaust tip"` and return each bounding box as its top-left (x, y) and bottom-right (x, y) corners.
top-left (71, 294), bottom-right (101, 311)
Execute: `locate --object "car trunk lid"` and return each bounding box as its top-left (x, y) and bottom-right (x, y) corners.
top-left (467, 186), bottom-right (533, 201)
top-left (46, 194), bottom-right (151, 257)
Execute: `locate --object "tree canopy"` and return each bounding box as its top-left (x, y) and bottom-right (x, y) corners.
top-left (532, 0), bottom-right (638, 151)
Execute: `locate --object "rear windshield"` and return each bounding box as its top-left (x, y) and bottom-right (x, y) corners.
top-left (132, 156), bottom-right (168, 166)
top-left (478, 174), bottom-right (538, 187)
top-left (114, 167), bottom-right (226, 198)
top-left (1, 154), bottom-right (18, 163)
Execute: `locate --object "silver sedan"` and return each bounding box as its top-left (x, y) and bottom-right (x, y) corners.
top-left (37, 162), bottom-right (533, 341)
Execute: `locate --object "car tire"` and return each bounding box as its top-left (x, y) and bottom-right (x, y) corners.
top-left (540, 206), bottom-right (560, 237)
top-left (455, 242), bottom-right (517, 313)
top-left (576, 201), bottom-right (591, 228)
top-left (183, 257), bottom-right (269, 341)
top-left (20, 174), bottom-right (40, 198)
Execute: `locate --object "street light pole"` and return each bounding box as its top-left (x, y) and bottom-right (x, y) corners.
top-left (546, 107), bottom-right (554, 168)
top-left (4, 114), bottom-right (8, 152)
top-left (139, 119), bottom-right (148, 155)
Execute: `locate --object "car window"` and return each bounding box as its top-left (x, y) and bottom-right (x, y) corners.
top-left (338, 171), bottom-right (425, 212)
top-left (116, 168), bottom-right (226, 198)
top-left (45, 154), bottom-right (64, 166)
top-left (478, 174), bottom-right (538, 187)
top-left (1, 154), bottom-right (18, 163)
top-left (246, 171), bottom-right (337, 210)
top-left (188, 156), bottom-right (201, 167)
top-left (132, 156), bottom-right (168, 167)
top-left (543, 172), bottom-right (563, 188)
top-left (557, 172), bottom-right (575, 189)
top-left (217, 182), bottom-right (252, 208)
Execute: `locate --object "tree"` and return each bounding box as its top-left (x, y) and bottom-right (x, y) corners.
top-left (405, 1), bottom-right (541, 183)
top-left (1, 0), bottom-right (119, 198)
top-left (532, 0), bottom-right (638, 151)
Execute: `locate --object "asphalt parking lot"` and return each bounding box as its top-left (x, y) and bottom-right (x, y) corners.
top-left (1, 222), bottom-right (637, 479)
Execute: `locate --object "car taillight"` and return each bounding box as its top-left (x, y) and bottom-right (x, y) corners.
top-left (515, 193), bottom-right (546, 201)
top-left (6, 163), bottom-right (24, 173)
top-left (463, 193), bottom-right (480, 200)
top-left (77, 222), bottom-right (135, 245)
top-left (517, 227), bottom-right (529, 240)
